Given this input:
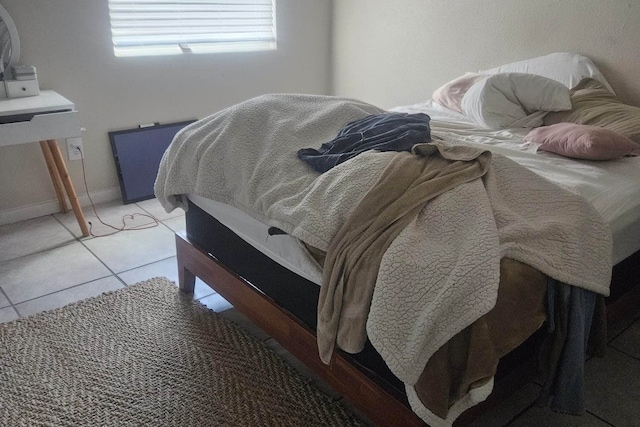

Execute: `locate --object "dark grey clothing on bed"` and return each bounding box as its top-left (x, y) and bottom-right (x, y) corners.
top-left (297, 112), bottom-right (431, 173)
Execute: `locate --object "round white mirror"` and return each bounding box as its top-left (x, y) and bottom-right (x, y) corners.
top-left (0, 4), bottom-right (20, 80)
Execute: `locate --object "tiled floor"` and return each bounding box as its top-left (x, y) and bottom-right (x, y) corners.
top-left (1, 198), bottom-right (639, 426)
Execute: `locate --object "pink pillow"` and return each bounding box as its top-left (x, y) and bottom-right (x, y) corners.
top-left (525, 123), bottom-right (640, 160)
top-left (432, 73), bottom-right (487, 113)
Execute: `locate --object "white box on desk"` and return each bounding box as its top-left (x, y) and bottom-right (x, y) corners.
top-left (4, 79), bottom-right (40, 98)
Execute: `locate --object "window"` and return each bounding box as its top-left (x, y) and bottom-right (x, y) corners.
top-left (108, 0), bottom-right (276, 57)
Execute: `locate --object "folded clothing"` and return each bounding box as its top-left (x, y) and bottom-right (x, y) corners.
top-left (298, 112), bottom-right (431, 173)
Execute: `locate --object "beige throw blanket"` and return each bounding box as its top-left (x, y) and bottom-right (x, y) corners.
top-left (317, 143), bottom-right (493, 363)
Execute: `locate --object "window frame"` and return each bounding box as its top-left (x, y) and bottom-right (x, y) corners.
top-left (108, 0), bottom-right (277, 58)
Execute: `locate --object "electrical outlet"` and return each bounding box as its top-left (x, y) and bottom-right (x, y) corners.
top-left (67, 137), bottom-right (84, 160)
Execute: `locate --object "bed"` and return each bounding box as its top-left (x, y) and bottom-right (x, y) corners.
top-left (155, 53), bottom-right (640, 426)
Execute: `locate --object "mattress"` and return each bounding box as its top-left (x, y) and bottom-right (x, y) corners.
top-left (190, 101), bottom-right (640, 270)
top-left (188, 194), bottom-right (324, 285)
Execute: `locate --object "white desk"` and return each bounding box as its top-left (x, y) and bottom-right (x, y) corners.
top-left (0, 90), bottom-right (89, 236)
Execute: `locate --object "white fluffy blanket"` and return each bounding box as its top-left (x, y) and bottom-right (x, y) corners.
top-left (155, 94), bottom-right (612, 426)
top-left (369, 145), bottom-right (612, 425)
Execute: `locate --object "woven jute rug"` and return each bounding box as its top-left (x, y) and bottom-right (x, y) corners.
top-left (0, 277), bottom-right (365, 426)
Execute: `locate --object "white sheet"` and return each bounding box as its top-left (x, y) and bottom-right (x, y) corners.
top-left (392, 100), bottom-right (640, 264)
top-left (188, 193), bottom-right (323, 285)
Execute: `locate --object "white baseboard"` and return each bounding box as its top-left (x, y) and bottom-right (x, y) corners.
top-left (0, 187), bottom-right (122, 226)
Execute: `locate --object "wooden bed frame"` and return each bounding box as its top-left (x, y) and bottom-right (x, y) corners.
top-left (176, 231), bottom-right (423, 426)
top-left (176, 229), bottom-right (640, 426)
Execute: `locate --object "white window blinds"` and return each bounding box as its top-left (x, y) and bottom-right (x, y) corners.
top-left (108, 0), bottom-right (276, 57)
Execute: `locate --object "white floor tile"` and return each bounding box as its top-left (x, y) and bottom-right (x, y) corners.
top-left (509, 406), bottom-right (609, 426)
top-left (15, 276), bottom-right (124, 317)
top-left (136, 198), bottom-right (185, 221)
top-left (0, 291), bottom-right (9, 308)
top-left (610, 318), bottom-right (640, 359)
top-left (198, 293), bottom-right (233, 313)
top-left (118, 257), bottom-right (179, 284)
top-left (584, 348), bottom-right (640, 426)
top-left (0, 243), bottom-right (111, 304)
top-left (117, 256), bottom-right (213, 299)
top-left (175, 279), bottom-right (214, 300)
top-left (0, 216), bottom-right (75, 262)
top-left (55, 200), bottom-right (158, 238)
top-left (82, 224), bottom-right (176, 273)
top-left (161, 215), bottom-right (186, 233)
top-left (0, 306), bottom-right (19, 324)
top-left (469, 382), bottom-right (541, 427)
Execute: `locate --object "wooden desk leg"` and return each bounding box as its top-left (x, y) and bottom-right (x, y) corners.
top-left (40, 140), bottom-right (69, 213)
top-left (46, 139), bottom-right (90, 237)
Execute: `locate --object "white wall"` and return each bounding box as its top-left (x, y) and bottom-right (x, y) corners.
top-left (0, 0), bottom-right (332, 218)
top-left (332, 0), bottom-right (640, 109)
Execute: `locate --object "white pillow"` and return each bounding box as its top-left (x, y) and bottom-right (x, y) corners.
top-left (461, 73), bottom-right (572, 129)
top-left (480, 52), bottom-right (614, 93)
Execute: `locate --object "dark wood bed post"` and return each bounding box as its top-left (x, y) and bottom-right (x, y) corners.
top-left (177, 245), bottom-right (196, 295)
top-left (175, 231), bottom-right (426, 427)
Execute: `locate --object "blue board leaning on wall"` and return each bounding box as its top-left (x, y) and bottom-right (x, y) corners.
top-left (109, 120), bottom-right (196, 204)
